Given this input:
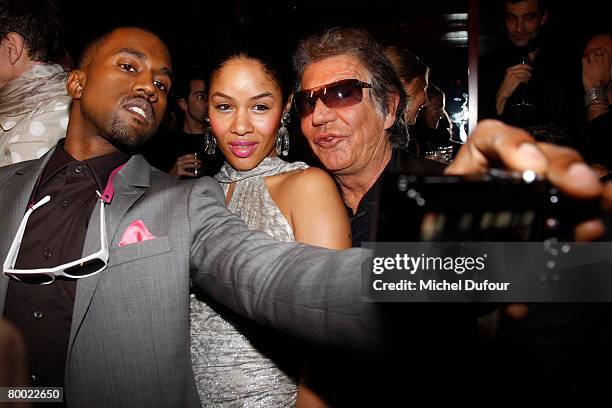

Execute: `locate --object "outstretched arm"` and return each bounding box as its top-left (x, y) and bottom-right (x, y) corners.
top-left (447, 119), bottom-right (612, 241)
top-left (188, 178), bottom-right (380, 350)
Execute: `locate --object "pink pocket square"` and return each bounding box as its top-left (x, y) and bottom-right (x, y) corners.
top-left (119, 220), bottom-right (157, 246)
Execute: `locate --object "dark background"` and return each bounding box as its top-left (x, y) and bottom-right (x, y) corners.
top-left (56, 0), bottom-right (608, 135)
top-left (60, 0), bottom-right (473, 91)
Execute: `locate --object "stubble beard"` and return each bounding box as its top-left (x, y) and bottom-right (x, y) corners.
top-left (106, 114), bottom-right (156, 153)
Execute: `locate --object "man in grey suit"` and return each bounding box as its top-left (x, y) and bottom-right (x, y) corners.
top-left (0, 26), bottom-right (608, 407)
top-left (0, 26), bottom-right (379, 407)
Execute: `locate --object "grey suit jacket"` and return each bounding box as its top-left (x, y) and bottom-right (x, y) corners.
top-left (0, 150), bottom-right (379, 407)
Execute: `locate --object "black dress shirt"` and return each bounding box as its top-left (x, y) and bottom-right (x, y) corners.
top-left (348, 149), bottom-right (446, 246)
top-left (3, 141), bottom-right (129, 389)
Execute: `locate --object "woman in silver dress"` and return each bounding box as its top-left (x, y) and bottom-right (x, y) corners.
top-left (190, 52), bottom-right (351, 407)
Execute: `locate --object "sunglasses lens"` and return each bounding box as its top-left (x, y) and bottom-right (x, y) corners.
top-left (64, 258), bottom-right (107, 277)
top-left (296, 92), bottom-right (317, 117)
top-left (295, 80), bottom-right (368, 118)
top-left (323, 82), bottom-right (364, 108)
top-left (9, 273), bottom-right (54, 285)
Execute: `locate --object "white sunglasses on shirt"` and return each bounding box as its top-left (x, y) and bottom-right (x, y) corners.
top-left (3, 192), bottom-right (109, 285)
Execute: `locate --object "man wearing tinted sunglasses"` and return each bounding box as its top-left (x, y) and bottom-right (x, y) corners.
top-left (0, 26), bottom-right (608, 408)
top-left (293, 27), bottom-right (606, 244)
top-left (292, 27), bottom-right (612, 405)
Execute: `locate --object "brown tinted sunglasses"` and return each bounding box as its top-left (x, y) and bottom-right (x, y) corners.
top-left (294, 79), bottom-right (373, 118)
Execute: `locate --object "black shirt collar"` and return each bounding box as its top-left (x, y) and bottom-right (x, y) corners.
top-left (39, 139), bottom-right (130, 191)
top-left (347, 150), bottom-right (398, 218)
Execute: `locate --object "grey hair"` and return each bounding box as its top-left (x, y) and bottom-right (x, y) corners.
top-left (292, 27), bottom-right (409, 148)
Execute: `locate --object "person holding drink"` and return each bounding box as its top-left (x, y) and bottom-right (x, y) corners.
top-left (143, 70), bottom-right (223, 178)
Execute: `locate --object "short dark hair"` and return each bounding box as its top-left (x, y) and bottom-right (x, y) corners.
top-left (0, 0), bottom-right (64, 62)
top-left (76, 32), bottom-right (111, 70)
top-left (505, 0), bottom-right (548, 16)
top-left (173, 72), bottom-right (205, 102)
top-left (292, 27), bottom-right (408, 148)
top-left (76, 26), bottom-right (159, 71)
top-left (170, 68), bottom-right (206, 119)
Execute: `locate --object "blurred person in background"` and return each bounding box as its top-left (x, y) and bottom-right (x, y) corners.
top-left (143, 69), bottom-right (224, 178)
top-left (578, 31), bottom-right (611, 174)
top-left (0, 0), bottom-right (71, 166)
top-left (478, 0), bottom-right (583, 146)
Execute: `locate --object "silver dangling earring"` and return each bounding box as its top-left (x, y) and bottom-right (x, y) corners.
top-left (203, 117), bottom-right (216, 155)
top-left (276, 113), bottom-right (290, 157)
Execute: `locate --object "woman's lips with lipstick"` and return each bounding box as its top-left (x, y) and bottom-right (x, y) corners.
top-left (229, 141), bottom-right (258, 158)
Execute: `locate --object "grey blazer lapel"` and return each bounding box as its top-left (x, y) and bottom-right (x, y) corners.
top-left (0, 151), bottom-right (54, 313)
top-left (68, 155), bottom-right (151, 353)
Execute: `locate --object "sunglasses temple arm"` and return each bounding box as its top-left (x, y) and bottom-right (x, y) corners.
top-left (99, 199), bottom-right (108, 251)
top-left (3, 195), bottom-right (51, 271)
top-left (3, 207), bottom-right (36, 270)
top-left (32, 195), bottom-right (51, 210)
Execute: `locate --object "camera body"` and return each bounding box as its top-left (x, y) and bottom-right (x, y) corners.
top-left (370, 170), bottom-right (599, 242)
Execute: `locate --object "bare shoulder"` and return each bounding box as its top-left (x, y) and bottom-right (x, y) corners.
top-left (275, 166), bottom-right (338, 195)
top-left (265, 165), bottom-right (350, 248)
top-left (265, 165), bottom-right (343, 215)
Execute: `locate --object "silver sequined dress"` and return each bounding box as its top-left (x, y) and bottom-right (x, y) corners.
top-left (190, 156), bottom-right (309, 407)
